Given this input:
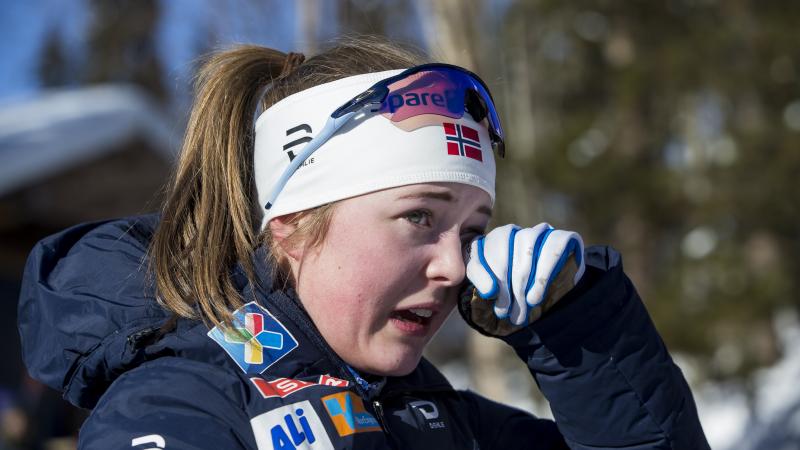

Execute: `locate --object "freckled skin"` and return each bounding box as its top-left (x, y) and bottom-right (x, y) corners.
top-left (287, 183), bottom-right (491, 376)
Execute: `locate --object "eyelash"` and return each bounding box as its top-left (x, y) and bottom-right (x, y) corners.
top-left (404, 209), bottom-right (432, 227)
top-left (461, 232), bottom-right (481, 253)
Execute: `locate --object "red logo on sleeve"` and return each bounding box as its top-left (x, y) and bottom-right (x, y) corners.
top-left (318, 375), bottom-right (350, 387)
top-left (250, 377), bottom-right (316, 399)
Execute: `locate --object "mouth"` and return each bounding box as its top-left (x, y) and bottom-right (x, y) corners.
top-left (389, 306), bottom-right (438, 336)
top-left (391, 307), bottom-right (433, 323)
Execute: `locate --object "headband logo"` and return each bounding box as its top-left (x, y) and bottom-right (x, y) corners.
top-left (283, 124), bottom-right (313, 162)
top-left (443, 123), bottom-right (482, 162)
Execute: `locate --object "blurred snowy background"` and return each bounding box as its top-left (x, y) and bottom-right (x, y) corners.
top-left (2, 1), bottom-right (799, 449)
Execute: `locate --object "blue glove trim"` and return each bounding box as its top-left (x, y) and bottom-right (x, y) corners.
top-left (475, 236), bottom-right (499, 299)
top-left (498, 227), bottom-right (520, 319)
top-left (524, 228), bottom-right (553, 297)
top-left (532, 236), bottom-right (581, 307)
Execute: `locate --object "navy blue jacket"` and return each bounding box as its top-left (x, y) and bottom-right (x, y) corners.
top-left (18, 215), bottom-right (709, 449)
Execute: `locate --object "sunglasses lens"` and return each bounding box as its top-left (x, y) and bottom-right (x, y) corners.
top-left (474, 81), bottom-right (504, 143)
top-left (377, 70), bottom-right (464, 121)
top-left (374, 67), bottom-right (503, 155)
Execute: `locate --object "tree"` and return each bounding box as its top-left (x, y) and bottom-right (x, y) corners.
top-left (85, 0), bottom-right (166, 101)
top-left (496, 0), bottom-right (800, 382)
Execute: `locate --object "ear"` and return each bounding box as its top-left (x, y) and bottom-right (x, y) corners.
top-left (268, 214), bottom-right (305, 261)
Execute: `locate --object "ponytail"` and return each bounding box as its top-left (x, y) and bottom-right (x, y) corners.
top-left (151, 46), bottom-right (291, 326)
top-left (150, 37), bottom-right (428, 327)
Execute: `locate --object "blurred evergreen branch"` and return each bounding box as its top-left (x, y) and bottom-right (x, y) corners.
top-left (494, 0), bottom-right (800, 381)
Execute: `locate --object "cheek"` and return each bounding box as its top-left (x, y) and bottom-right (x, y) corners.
top-left (323, 221), bottom-right (424, 287)
top-left (298, 204), bottom-right (435, 316)
top-left (323, 244), bottom-right (413, 311)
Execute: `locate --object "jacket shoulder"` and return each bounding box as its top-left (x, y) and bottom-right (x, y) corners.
top-left (80, 357), bottom-right (255, 450)
top-left (19, 215), bottom-right (168, 408)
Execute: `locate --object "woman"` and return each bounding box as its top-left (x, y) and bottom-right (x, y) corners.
top-left (18, 37), bottom-right (709, 449)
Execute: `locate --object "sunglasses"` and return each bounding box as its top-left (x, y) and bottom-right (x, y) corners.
top-left (264, 63), bottom-right (504, 211)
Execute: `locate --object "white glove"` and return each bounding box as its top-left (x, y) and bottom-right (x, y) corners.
top-left (466, 223), bottom-right (586, 327)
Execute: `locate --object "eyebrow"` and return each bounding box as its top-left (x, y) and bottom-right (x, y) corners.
top-left (397, 191), bottom-right (493, 217)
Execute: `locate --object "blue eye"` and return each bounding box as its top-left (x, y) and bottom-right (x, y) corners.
top-left (405, 210), bottom-right (432, 226)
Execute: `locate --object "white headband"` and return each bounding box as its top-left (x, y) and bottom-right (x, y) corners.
top-left (253, 69), bottom-right (497, 229)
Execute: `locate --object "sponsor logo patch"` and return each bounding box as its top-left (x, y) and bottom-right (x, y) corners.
top-left (321, 392), bottom-right (382, 436)
top-left (250, 375), bottom-right (350, 401)
top-left (208, 302), bottom-right (298, 374)
top-left (317, 375), bottom-right (349, 387)
top-left (392, 399), bottom-right (447, 431)
top-left (251, 378), bottom-right (317, 399)
top-left (251, 401), bottom-right (333, 450)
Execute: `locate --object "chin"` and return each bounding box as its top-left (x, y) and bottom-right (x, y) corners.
top-left (360, 350), bottom-right (422, 377)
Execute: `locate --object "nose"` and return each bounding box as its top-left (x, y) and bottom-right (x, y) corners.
top-left (425, 230), bottom-right (467, 286)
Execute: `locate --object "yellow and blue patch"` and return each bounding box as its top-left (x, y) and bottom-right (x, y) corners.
top-left (208, 302), bottom-right (298, 374)
top-left (321, 392), bottom-right (382, 436)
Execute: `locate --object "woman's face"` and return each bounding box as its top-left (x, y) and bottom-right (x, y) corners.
top-left (288, 182), bottom-right (492, 376)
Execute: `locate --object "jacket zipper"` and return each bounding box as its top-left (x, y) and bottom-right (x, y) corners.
top-left (372, 400), bottom-right (391, 435)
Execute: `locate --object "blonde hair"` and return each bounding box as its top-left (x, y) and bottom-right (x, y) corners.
top-left (149, 37), bottom-right (427, 328)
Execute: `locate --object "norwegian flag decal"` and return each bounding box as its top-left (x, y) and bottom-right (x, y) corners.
top-left (443, 123), bottom-right (483, 162)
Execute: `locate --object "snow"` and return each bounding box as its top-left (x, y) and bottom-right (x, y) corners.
top-left (754, 311), bottom-right (800, 422)
top-left (694, 309), bottom-right (800, 450)
top-left (0, 84), bottom-right (175, 195)
top-left (695, 381), bottom-right (751, 450)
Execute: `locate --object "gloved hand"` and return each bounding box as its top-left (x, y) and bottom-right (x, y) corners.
top-left (459, 223), bottom-right (586, 337)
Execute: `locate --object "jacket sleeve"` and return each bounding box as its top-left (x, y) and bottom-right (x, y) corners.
top-left (500, 246), bottom-right (709, 450)
top-left (78, 358), bottom-right (256, 450)
top-left (460, 390), bottom-right (569, 450)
